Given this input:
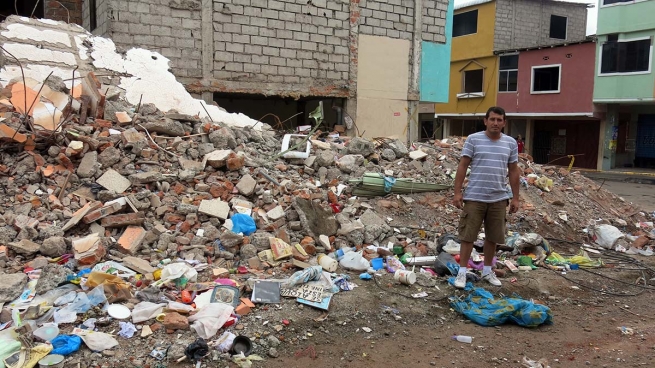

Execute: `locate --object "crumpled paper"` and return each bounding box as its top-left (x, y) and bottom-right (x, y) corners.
top-left (118, 321), bottom-right (137, 338)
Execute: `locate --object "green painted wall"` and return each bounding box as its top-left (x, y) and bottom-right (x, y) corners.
top-left (593, 30), bottom-right (655, 102)
top-left (596, 0), bottom-right (655, 35)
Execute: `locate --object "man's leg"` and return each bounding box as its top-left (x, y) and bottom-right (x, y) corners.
top-left (481, 200), bottom-right (507, 286)
top-left (455, 201), bottom-right (484, 288)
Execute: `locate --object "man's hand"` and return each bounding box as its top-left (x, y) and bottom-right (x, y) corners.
top-left (509, 198), bottom-right (519, 214)
top-left (453, 193), bottom-right (464, 209)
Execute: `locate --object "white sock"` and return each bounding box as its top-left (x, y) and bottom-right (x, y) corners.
top-left (482, 266), bottom-right (492, 276)
top-left (457, 267), bottom-right (468, 276)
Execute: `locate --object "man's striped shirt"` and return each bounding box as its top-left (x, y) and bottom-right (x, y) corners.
top-left (461, 132), bottom-right (518, 203)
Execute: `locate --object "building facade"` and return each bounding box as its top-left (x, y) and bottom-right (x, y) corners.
top-left (593, 0), bottom-right (655, 169)
top-left (73, 0), bottom-right (452, 142)
top-left (496, 40), bottom-right (600, 169)
top-left (435, 0), bottom-right (594, 167)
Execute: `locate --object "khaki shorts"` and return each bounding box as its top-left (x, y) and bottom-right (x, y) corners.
top-left (458, 200), bottom-right (508, 244)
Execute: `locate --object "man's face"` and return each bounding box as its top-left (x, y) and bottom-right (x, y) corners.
top-left (484, 112), bottom-right (505, 134)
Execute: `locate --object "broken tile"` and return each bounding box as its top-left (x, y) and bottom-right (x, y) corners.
top-left (198, 199), bottom-right (230, 220)
top-left (117, 226), bottom-right (147, 255)
top-left (97, 169), bottom-right (131, 193)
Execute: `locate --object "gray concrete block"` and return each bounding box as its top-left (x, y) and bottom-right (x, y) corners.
top-left (129, 23), bottom-right (150, 34)
top-left (262, 9), bottom-right (279, 18)
top-left (233, 34), bottom-right (251, 43)
top-left (252, 54), bottom-right (270, 63)
top-left (262, 46), bottom-right (280, 56)
top-left (223, 23), bottom-right (242, 33)
top-left (268, 19), bottom-right (285, 29)
top-left (270, 57), bottom-right (286, 66)
top-left (244, 63), bottom-right (261, 72)
top-left (277, 29), bottom-right (293, 39)
top-left (244, 7), bottom-right (263, 16)
top-left (251, 35), bottom-right (268, 45)
top-left (261, 65), bottom-right (278, 74)
top-left (301, 41), bottom-right (317, 51)
top-left (269, 38), bottom-right (284, 47)
top-left (269, 0), bottom-right (286, 10)
top-left (294, 31), bottom-right (310, 41)
top-left (285, 39), bottom-right (301, 48)
top-left (251, 0), bottom-right (267, 7)
top-left (310, 33), bottom-right (326, 43)
top-left (226, 43), bottom-right (245, 53)
top-left (215, 50), bottom-right (234, 62)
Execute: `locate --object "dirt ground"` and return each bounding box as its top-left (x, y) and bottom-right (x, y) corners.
top-left (68, 188), bottom-right (655, 368)
top-left (590, 180), bottom-right (655, 214)
top-left (168, 246), bottom-right (654, 368)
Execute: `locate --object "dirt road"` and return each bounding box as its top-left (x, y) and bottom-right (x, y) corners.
top-left (592, 180), bottom-right (655, 213)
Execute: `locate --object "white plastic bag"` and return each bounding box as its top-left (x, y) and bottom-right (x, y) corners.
top-left (73, 328), bottom-right (118, 351)
top-left (153, 263), bottom-right (198, 287)
top-left (593, 224), bottom-right (624, 249)
top-left (188, 303), bottom-right (234, 339)
top-left (443, 239), bottom-right (461, 255)
top-left (214, 331), bottom-right (236, 353)
top-left (339, 251), bottom-right (370, 271)
top-left (131, 301), bottom-right (166, 323)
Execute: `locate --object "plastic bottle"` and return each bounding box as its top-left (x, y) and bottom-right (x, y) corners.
top-left (451, 335), bottom-right (472, 344)
top-left (317, 254), bottom-right (338, 272)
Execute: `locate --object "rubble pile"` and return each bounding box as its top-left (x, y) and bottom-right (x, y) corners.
top-left (0, 15), bottom-right (653, 368)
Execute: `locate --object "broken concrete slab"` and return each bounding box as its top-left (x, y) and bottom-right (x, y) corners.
top-left (40, 236), bottom-right (68, 257)
top-left (121, 256), bottom-right (156, 274)
top-left (8, 238), bottom-right (41, 255)
top-left (198, 199), bottom-right (230, 220)
top-left (359, 209), bottom-right (386, 227)
top-left (409, 150), bottom-right (428, 160)
top-left (130, 171), bottom-right (163, 184)
top-left (236, 174), bottom-right (257, 196)
top-left (347, 137), bottom-right (375, 157)
top-left (61, 201), bottom-right (97, 231)
top-left (202, 149), bottom-right (232, 168)
top-left (266, 206), bottom-right (286, 221)
top-left (141, 118), bottom-right (186, 136)
top-left (293, 197), bottom-right (338, 237)
top-left (117, 226), bottom-right (147, 255)
top-left (0, 273), bottom-right (28, 303)
top-left (97, 169), bottom-right (131, 193)
top-left (77, 151), bottom-right (99, 178)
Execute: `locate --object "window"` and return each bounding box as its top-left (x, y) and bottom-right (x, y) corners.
top-left (600, 38), bottom-right (651, 74)
top-left (463, 69), bottom-right (483, 93)
top-left (531, 65), bottom-right (561, 94)
top-left (549, 15), bottom-right (567, 40)
top-left (90, 0), bottom-right (97, 30)
top-left (499, 55), bottom-right (518, 92)
top-left (453, 10), bottom-right (478, 37)
top-left (603, 0), bottom-right (636, 5)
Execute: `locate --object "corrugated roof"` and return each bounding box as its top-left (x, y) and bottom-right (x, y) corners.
top-left (454, 0), bottom-right (494, 11)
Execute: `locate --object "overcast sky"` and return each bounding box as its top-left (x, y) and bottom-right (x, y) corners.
top-left (453, 0), bottom-right (598, 35)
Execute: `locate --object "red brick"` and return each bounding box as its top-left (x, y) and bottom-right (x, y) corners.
top-left (83, 202), bottom-right (123, 224)
top-left (100, 212), bottom-right (145, 227)
top-left (117, 226), bottom-right (147, 255)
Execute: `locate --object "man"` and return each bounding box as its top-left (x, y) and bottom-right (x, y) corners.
top-left (452, 106), bottom-right (520, 288)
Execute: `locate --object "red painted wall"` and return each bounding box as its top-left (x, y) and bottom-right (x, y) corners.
top-left (497, 42), bottom-right (596, 114)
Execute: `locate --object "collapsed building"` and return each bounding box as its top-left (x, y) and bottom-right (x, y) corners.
top-left (0, 14), bottom-right (654, 368)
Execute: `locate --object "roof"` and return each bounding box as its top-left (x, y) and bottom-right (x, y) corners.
top-left (494, 36), bottom-right (597, 55)
top-left (454, 0), bottom-right (494, 11)
top-left (454, 0), bottom-right (591, 11)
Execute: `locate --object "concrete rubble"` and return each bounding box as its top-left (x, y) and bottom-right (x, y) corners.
top-left (0, 15), bottom-right (654, 368)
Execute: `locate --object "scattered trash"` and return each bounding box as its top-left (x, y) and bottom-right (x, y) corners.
top-left (451, 335), bottom-right (472, 344)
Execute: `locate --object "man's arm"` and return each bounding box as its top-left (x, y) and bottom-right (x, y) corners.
top-left (452, 156), bottom-right (471, 209)
top-left (508, 162), bottom-right (520, 213)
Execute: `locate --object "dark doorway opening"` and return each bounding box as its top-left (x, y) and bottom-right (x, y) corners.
top-left (533, 119), bottom-right (600, 169)
top-left (0, 0), bottom-right (44, 20)
top-left (212, 93), bottom-right (345, 132)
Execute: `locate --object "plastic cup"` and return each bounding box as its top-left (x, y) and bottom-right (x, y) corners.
top-left (370, 258), bottom-right (383, 271)
top-left (394, 270), bottom-right (416, 285)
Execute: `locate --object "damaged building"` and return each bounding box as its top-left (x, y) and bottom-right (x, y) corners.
top-left (2, 0), bottom-right (453, 141)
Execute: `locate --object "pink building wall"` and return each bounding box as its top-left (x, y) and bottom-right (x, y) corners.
top-left (497, 42), bottom-right (596, 114)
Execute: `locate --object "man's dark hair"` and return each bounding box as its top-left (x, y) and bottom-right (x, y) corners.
top-left (485, 106), bottom-right (506, 120)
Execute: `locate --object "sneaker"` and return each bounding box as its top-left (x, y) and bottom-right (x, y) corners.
top-left (482, 272), bottom-right (502, 286)
top-left (454, 273), bottom-right (467, 289)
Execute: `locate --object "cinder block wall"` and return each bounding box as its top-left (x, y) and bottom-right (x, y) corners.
top-left (79, 0), bottom-right (447, 98)
top-left (494, 0), bottom-right (588, 51)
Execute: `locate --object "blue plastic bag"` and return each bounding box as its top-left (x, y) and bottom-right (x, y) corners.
top-left (51, 335), bottom-right (82, 355)
top-left (231, 214), bottom-right (256, 235)
top-left (449, 286), bottom-right (553, 328)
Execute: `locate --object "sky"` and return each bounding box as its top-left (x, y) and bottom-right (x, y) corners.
top-left (452, 0), bottom-right (598, 35)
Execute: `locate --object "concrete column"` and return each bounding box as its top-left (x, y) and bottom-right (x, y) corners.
top-left (525, 119), bottom-right (534, 156)
top-left (442, 118), bottom-right (451, 138)
top-left (201, 0), bottom-right (213, 84)
top-left (601, 105), bottom-right (618, 170)
top-left (407, 0), bottom-right (423, 143)
top-left (597, 118), bottom-right (606, 171)
top-left (346, 0), bottom-right (360, 136)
